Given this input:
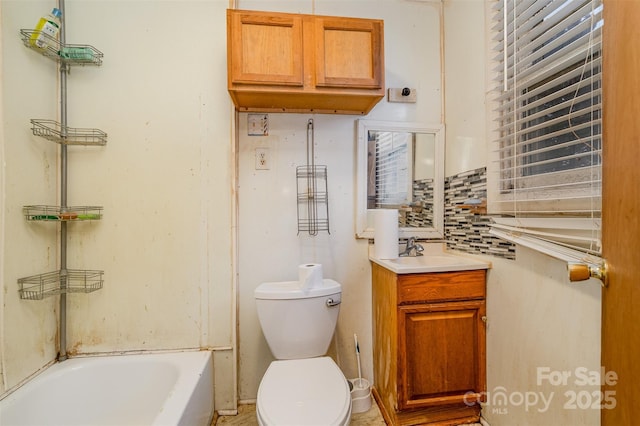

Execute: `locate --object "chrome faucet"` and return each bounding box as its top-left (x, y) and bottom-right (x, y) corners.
top-left (399, 237), bottom-right (424, 257)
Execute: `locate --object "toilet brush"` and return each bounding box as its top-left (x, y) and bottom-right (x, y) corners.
top-left (354, 334), bottom-right (363, 388)
top-left (350, 334), bottom-right (372, 413)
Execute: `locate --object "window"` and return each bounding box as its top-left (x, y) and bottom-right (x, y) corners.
top-left (488, 0), bottom-right (603, 256)
top-left (367, 131), bottom-right (413, 208)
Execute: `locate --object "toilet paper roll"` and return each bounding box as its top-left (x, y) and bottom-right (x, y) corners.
top-left (298, 263), bottom-right (323, 289)
top-left (373, 209), bottom-right (399, 259)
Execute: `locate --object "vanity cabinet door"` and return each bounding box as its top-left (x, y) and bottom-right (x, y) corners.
top-left (397, 300), bottom-right (486, 411)
top-left (314, 17), bottom-right (383, 89)
top-left (228, 11), bottom-right (304, 86)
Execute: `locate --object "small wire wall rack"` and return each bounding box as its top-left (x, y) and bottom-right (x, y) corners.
top-left (296, 119), bottom-right (330, 235)
top-left (24, 205), bottom-right (103, 221)
top-left (19, 29), bottom-right (103, 66)
top-left (297, 165), bottom-right (330, 235)
top-left (18, 269), bottom-right (104, 301)
top-left (31, 119), bottom-right (107, 146)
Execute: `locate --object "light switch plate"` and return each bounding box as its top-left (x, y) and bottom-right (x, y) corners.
top-left (248, 114), bottom-right (269, 136)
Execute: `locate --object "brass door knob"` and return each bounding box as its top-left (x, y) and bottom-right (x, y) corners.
top-left (567, 262), bottom-right (608, 287)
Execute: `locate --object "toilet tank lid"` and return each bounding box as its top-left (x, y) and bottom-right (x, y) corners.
top-left (255, 279), bottom-right (341, 300)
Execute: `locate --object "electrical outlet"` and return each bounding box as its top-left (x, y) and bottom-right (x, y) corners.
top-left (255, 147), bottom-right (270, 170)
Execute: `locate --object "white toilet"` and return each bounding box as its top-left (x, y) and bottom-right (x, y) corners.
top-left (254, 279), bottom-right (352, 426)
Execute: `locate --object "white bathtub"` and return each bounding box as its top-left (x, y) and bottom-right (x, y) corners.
top-left (0, 350), bottom-right (214, 426)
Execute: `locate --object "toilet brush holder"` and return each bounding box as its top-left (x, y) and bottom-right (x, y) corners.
top-left (349, 378), bottom-right (372, 413)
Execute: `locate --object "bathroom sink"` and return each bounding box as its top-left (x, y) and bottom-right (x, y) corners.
top-left (369, 245), bottom-right (490, 274)
top-left (392, 255), bottom-right (467, 266)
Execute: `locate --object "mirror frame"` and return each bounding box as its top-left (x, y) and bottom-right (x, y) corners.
top-left (356, 120), bottom-right (445, 239)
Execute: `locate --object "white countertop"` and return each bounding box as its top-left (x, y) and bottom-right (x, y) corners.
top-left (369, 243), bottom-right (491, 274)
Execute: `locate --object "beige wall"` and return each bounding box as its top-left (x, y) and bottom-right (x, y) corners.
top-left (483, 251), bottom-right (601, 425)
top-left (444, 0), bottom-right (487, 176)
top-left (1, 0), bottom-right (235, 409)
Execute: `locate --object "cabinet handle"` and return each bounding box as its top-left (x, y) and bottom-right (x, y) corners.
top-left (481, 316), bottom-right (487, 323)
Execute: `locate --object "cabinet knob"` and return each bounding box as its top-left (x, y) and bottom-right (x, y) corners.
top-left (481, 316), bottom-right (487, 323)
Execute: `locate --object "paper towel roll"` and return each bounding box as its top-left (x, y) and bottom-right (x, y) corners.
top-left (298, 263), bottom-right (323, 289)
top-left (373, 209), bottom-right (399, 259)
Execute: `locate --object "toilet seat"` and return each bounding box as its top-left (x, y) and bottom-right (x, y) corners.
top-left (256, 357), bottom-right (352, 426)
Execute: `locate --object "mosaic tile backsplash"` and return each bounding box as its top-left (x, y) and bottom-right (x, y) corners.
top-left (444, 167), bottom-right (515, 260)
top-left (401, 178), bottom-right (434, 228)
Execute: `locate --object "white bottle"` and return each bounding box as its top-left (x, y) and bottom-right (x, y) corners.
top-left (30, 8), bottom-right (62, 50)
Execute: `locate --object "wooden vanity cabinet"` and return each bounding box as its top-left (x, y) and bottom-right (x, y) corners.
top-left (372, 263), bottom-right (487, 425)
top-left (227, 9), bottom-right (384, 115)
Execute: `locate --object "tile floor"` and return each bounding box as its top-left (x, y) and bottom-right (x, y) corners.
top-left (214, 400), bottom-right (387, 425)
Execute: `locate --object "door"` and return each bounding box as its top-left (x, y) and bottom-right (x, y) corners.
top-left (397, 300), bottom-right (486, 410)
top-left (602, 1), bottom-right (640, 424)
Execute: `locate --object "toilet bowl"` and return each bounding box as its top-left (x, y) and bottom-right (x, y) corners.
top-left (256, 357), bottom-right (352, 426)
top-left (254, 277), bottom-right (352, 426)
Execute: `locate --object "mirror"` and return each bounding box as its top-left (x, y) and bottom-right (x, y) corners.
top-left (356, 120), bottom-right (445, 239)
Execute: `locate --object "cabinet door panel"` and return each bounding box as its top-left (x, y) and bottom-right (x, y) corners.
top-left (229, 12), bottom-right (304, 86)
top-left (397, 300), bottom-right (486, 410)
top-left (315, 18), bottom-right (383, 89)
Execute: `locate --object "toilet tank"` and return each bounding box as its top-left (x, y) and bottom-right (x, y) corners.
top-left (255, 279), bottom-right (341, 360)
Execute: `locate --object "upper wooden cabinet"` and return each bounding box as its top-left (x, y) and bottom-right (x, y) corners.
top-left (228, 12), bottom-right (304, 87)
top-left (227, 9), bottom-right (385, 115)
top-left (313, 17), bottom-right (383, 90)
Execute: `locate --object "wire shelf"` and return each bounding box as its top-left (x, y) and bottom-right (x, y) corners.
top-left (297, 219), bottom-right (330, 233)
top-left (18, 269), bottom-right (104, 300)
top-left (296, 193), bottom-right (329, 203)
top-left (19, 29), bottom-right (103, 66)
top-left (296, 165), bottom-right (330, 235)
top-left (296, 166), bottom-right (328, 179)
top-left (24, 205), bottom-right (103, 221)
top-left (31, 119), bottom-right (107, 146)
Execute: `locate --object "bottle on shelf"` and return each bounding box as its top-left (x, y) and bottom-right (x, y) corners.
top-left (29, 7), bottom-right (62, 50)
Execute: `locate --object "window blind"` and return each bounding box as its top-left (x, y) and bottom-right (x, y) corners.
top-left (371, 131), bottom-right (413, 208)
top-left (487, 0), bottom-right (603, 257)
